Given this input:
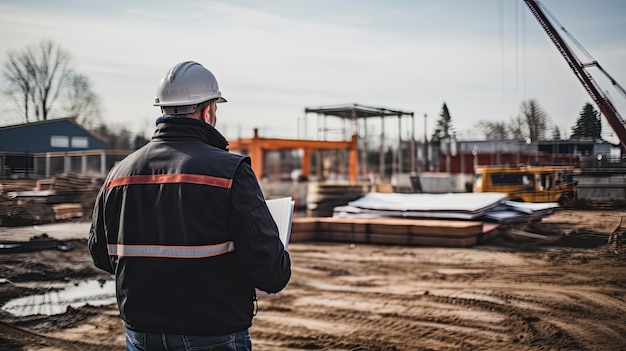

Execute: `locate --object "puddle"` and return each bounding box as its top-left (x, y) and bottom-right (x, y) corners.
top-left (2, 280), bottom-right (116, 317)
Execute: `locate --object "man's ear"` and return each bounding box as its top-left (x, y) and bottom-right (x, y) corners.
top-left (201, 104), bottom-right (211, 123)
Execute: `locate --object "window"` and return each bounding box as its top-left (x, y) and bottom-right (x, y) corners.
top-left (71, 136), bottom-right (88, 148)
top-left (490, 173), bottom-right (532, 186)
top-left (51, 136), bottom-right (69, 148)
top-left (474, 174), bottom-right (482, 188)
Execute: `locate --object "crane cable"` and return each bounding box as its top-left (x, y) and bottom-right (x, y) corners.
top-left (537, 1), bottom-right (626, 101)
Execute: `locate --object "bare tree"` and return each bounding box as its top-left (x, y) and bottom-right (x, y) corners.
top-left (507, 115), bottom-right (527, 141)
top-left (64, 73), bottom-right (102, 129)
top-left (475, 101), bottom-right (549, 142)
top-left (519, 99), bottom-right (549, 141)
top-left (3, 50), bottom-right (36, 121)
top-left (2, 40), bottom-right (72, 121)
top-left (476, 120), bottom-right (509, 140)
top-left (95, 124), bottom-right (136, 150)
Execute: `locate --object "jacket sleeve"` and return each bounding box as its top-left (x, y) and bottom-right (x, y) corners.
top-left (228, 161), bottom-right (291, 293)
top-left (88, 188), bottom-right (115, 274)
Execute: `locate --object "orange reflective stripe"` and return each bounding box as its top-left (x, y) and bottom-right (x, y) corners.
top-left (107, 241), bottom-right (235, 258)
top-left (104, 174), bottom-right (233, 190)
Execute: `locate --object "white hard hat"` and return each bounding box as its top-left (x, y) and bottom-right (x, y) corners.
top-left (154, 61), bottom-right (226, 114)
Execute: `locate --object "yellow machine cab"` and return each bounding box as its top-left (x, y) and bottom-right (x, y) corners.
top-left (473, 165), bottom-right (579, 205)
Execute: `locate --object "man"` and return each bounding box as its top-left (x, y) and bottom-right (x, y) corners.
top-left (89, 61), bottom-right (291, 351)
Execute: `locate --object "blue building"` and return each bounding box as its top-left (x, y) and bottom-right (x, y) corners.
top-left (0, 118), bottom-right (130, 179)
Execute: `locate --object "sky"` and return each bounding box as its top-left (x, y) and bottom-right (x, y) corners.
top-left (1, 0), bottom-right (625, 144)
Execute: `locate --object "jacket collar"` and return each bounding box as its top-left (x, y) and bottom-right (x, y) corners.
top-left (153, 116), bottom-right (229, 150)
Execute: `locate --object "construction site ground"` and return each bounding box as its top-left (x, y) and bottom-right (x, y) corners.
top-left (0, 209), bottom-right (625, 351)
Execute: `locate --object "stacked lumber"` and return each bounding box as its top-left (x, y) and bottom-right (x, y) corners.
top-left (0, 179), bottom-right (38, 194)
top-left (0, 175), bottom-right (103, 225)
top-left (306, 182), bottom-right (368, 217)
top-left (0, 196), bottom-right (53, 226)
top-left (51, 172), bottom-right (99, 194)
top-left (290, 218), bottom-right (318, 242)
top-left (35, 179), bottom-right (54, 191)
top-left (51, 173), bottom-right (104, 220)
top-left (290, 217), bottom-right (486, 247)
top-left (51, 203), bottom-right (83, 220)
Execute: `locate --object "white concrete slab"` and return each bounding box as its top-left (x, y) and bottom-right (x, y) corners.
top-left (0, 222), bottom-right (91, 242)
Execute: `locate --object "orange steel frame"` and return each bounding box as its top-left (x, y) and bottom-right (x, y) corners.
top-left (229, 129), bottom-right (359, 183)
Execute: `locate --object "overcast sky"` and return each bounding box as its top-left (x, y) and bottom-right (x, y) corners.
top-left (1, 0), bottom-right (625, 144)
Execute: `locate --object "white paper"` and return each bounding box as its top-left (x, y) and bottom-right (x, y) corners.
top-left (256, 197), bottom-right (294, 298)
top-left (265, 197), bottom-right (295, 249)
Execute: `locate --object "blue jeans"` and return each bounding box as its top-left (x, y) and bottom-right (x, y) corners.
top-left (125, 328), bottom-right (252, 351)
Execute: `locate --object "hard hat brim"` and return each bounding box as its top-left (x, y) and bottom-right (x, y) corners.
top-left (154, 96), bottom-right (227, 107)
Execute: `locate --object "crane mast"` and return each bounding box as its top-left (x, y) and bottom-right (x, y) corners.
top-left (523, 0), bottom-right (626, 149)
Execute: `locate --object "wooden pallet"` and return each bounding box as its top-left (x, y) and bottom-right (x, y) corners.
top-left (291, 217), bottom-right (488, 248)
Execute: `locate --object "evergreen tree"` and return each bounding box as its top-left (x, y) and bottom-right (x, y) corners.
top-left (431, 102), bottom-right (453, 143)
top-left (552, 126), bottom-right (561, 140)
top-left (571, 103), bottom-right (601, 140)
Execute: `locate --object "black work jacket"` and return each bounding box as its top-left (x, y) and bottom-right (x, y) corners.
top-left (88, 116), bottom-right (291, 336)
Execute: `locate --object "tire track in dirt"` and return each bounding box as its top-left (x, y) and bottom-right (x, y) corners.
top-left (262, 279), bottom-right (528, 349)
top-left (259, 287), bottom-right (549, 350)
top-left (0, 321), bottom-right (119, 351)
top-left (252, 242), bottom-right (626, 350)
top-left (1, 214), bottom-right (625, 351)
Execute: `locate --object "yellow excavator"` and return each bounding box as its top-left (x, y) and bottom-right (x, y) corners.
top-left (473, 165), bottom-right (578, 205)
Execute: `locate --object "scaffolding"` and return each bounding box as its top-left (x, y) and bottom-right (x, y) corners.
top-left (304, 103), bottom-right (416, 181)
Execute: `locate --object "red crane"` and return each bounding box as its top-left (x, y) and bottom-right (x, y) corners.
top-left (524, 0), bottom-right (626, 149)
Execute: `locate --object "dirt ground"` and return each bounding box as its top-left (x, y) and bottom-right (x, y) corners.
top-left (1, 209), bottom-right (625, 351)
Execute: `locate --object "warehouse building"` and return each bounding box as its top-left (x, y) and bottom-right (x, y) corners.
top-left (0, 118), bottom-right (130, 179)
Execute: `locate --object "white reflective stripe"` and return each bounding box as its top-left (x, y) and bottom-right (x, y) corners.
top-left (107, 241), bottom-right (235, 258)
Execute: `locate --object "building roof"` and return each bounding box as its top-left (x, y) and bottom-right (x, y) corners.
top-left (304, 103), bottom-right (414, 119)
top-left (0, 117), bottom-right (106, 153)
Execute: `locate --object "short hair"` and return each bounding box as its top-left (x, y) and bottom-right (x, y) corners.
top-left (162, 99), bottom-right (215, 117)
